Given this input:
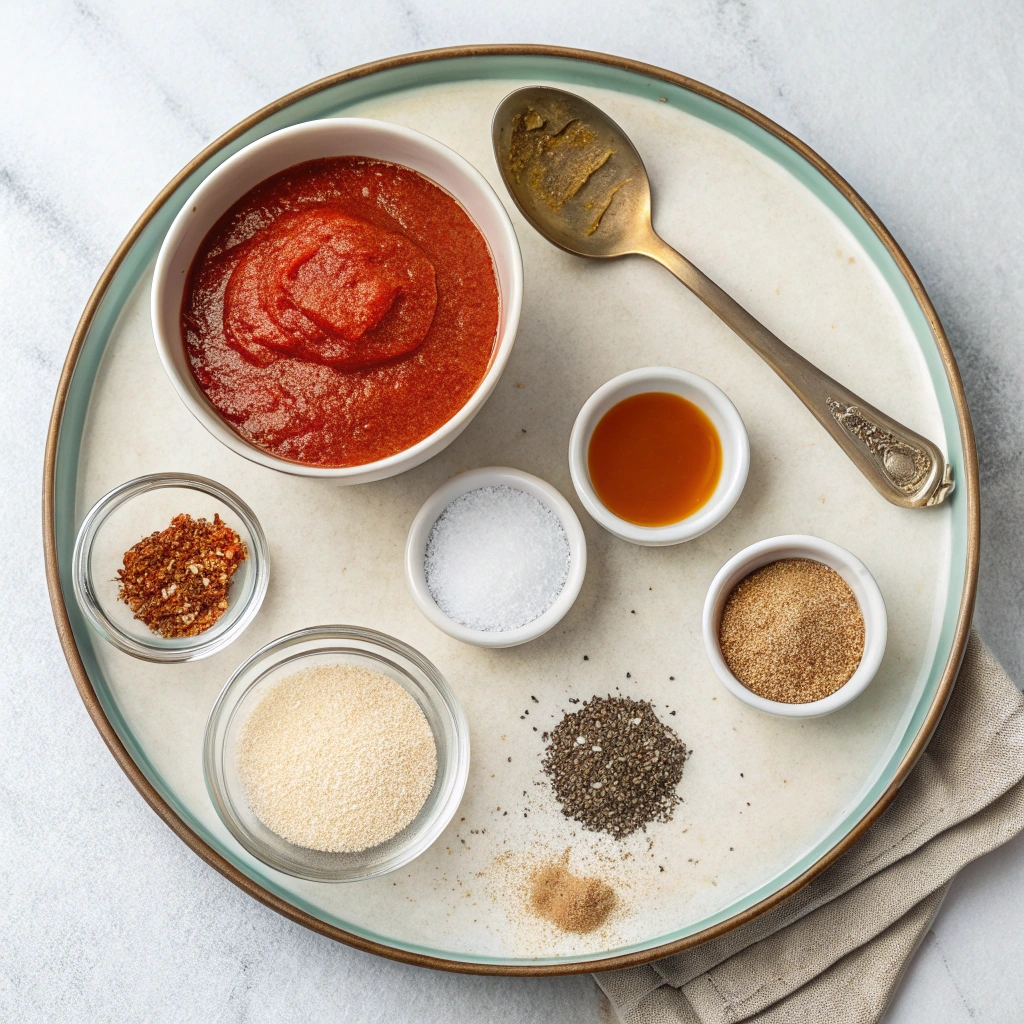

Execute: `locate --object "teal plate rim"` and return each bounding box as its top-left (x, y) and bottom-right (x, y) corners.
top-left (43, 45), bottom-right (979, 975)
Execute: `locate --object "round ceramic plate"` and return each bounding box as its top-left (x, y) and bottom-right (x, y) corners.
top-left (45, 46), bottom-right (977, 974)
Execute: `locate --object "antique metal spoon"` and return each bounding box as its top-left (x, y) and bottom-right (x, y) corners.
top-left (492, 86), bottom-right (953, 508)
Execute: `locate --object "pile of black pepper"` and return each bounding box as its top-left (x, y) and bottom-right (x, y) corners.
top-left (541, 695), bottom-right (689, 839)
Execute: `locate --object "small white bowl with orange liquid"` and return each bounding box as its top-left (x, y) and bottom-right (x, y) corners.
top-left (568, 367), bottom-right (749, 546)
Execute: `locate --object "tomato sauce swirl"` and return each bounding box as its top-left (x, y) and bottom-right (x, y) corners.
top-left (182, 157), bottom-right (500, 467)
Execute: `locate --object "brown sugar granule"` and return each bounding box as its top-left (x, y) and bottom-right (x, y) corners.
top-left (529, 861), bottom-right (617, 933)
top-left (719, 558), bottom-right (865, 703)
top-left (542, 696), bottom-right (689, 839)
top-left (117, 513), bottom-right (247, 638)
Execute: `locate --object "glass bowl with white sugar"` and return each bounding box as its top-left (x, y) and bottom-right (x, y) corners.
top-left (203, 625), bottom-right (469, 881)
top-left (404, 467), bottom-right (587, 648)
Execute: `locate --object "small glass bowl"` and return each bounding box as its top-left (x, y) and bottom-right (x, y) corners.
top-left (72, 473), bottom-right (269, 662)
top-left (203, 626), bottom-right (470, 882)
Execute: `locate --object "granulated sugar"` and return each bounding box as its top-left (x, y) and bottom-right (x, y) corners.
top-left (424, 485), bottom-right (570, 632)
top-left (236, 664), bottom-right (437, 853)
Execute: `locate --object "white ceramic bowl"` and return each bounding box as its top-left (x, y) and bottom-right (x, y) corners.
top-left (702, 535), bottom-right (888, 717)
top-left (405, 467), bottom-right (587, 649)
top-left (152, 118), bottom-right (523, 482)
top-left (568, 367), bottom-right (749, 546)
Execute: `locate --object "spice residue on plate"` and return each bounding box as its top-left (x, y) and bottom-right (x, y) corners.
top-left (530, 857), bottom-right (617, 934)
top-left (588, 391), bottom-right (722, 527)
top-left (488, 846), bottom-right (628, 944)
top-left (117, 513), bottom-right (246, 638)
top-left (542, 696), bottom-right (689, 839)
top-left (236, 664), bottom-right (437, 853)
top-left (424, 485), bottom-right (570, 632)
top-left (182, 157), bottom-right (499, 468)
top-left (719, 558), bottom-right (865, 703)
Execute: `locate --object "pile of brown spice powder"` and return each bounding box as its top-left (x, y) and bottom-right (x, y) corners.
top-left (719, 558), bottom-right (865, 703)
top-left (529, 859), bottom-right (617, 933)
top-left (117, 513), bottom-right (247, 638)
top-left (541, 695), bottom-right (689, 839)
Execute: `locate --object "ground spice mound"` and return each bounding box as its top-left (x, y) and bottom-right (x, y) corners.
top-left (542, 696), bottom-right (689, 839)
top-left (117, 513), bottom-right (246, 638)
top-left (236, 664), bottom-right (437, 853)
top-left (719, 558), bottom-right (865, 703)
top-left (530, 861), bottom-right (617, 933)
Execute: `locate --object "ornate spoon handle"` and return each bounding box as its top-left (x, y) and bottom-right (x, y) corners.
top-left (643, 234), bottom-right (954, 508)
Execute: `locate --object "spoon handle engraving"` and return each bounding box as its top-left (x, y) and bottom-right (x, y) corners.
top-left (644, 235), bottom-right (954, 508)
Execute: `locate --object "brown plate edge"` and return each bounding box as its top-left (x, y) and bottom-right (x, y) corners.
top-left (42, 44), bottom-right (979, 976)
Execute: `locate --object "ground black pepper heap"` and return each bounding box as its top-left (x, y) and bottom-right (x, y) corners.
top-left (541, 695), bottom-right (689, 839)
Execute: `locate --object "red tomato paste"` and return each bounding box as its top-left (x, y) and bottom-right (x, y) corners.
top-left (181, 157), bottom-right (500, 467)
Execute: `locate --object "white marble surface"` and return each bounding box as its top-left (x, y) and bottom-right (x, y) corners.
top-left (2, 1), bottom-right (1022, 1020)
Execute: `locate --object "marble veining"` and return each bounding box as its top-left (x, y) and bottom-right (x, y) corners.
top-left (2, 2), bottom-right (1023, 1022)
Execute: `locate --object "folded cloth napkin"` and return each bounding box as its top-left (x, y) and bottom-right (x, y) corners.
top-left (595, 631), bottom-right (1024, 1024)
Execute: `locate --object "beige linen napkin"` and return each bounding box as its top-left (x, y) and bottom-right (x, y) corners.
top-left (595, 631), bottom-right (1024, 1024)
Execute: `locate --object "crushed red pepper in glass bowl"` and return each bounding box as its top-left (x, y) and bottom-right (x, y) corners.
top-left (117, 513), bottom-right (247, 639)
top-left (73, 474), bottom-right (269, 662)
top-left (181, 156), bottom-right (501, 469)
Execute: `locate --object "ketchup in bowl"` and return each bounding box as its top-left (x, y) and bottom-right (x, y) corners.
top-left (182, 157), bottom-right (499, 468)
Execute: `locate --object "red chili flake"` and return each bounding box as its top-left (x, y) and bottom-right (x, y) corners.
top-left (117, 513), bottom-right (247, 638)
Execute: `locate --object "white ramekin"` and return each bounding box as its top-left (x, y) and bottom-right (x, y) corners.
top-left (152, 118), bottom-right (523, 482)
top-left (702, 535), bottom-right (888, 718)
top-left (404, 467), bottom-right (587, 649)
top-left (568, 367), bottom-right (749, 546)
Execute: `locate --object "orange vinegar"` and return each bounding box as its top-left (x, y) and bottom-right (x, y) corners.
top-left (587, 392), bottom-right (722, 527)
